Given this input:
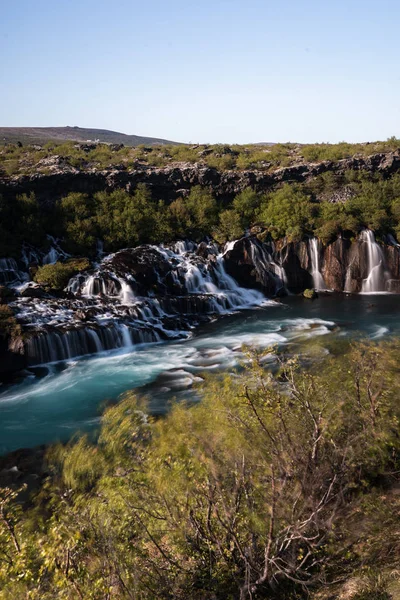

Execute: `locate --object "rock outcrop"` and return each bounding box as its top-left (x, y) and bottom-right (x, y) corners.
top-left (224, 232), bottom-right (400, 294)
top-left (2, 150), bottom-right (400, 204)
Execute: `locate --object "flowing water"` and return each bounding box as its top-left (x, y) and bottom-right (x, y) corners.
top-left (309, 238), bottom-right (326, 290)
top-left (360, 230), bottom-right (389, 293)
top-left (0, 293), bottom-right (399, 454)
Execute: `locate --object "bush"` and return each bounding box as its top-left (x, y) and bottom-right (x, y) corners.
top-left (213, 208), bottom-right (244, 242)
top-left (259, 184), bottom-right (316, 240)
top-left (34, 258), bottom-right (91, 289)
top-left (0, 342), bottom-right (399, 599)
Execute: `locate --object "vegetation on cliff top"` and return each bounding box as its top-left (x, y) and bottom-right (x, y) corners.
top-left (0, 340), bottom-right (399, 599)
top-left (1, 137), bottom-right (400, 177)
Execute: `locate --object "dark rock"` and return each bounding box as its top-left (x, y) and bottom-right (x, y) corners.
top-left (196, 241), bottom-right (212, 259)
top-left (224, 237), bottom-right (284, 295)
top-left (20, 285), bottom-right (48, 298)
top-left (4, 150), bottom-right (400, 206)
top-left (0, 286), bottom-right (16, 303)
top-left (107, 246), bottom-right (172, 295)
top-left (74, 143), bottom-right (98, 152)
top-left (277, 240), bottom-right (313, 293)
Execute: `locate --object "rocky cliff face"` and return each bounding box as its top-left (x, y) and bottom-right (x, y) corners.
top-left (1, 231), bottom-right (400, 379)
top-left (2, 150), bottom-right (400, 204)
top-left (224, 232), bottom-right (400, 294)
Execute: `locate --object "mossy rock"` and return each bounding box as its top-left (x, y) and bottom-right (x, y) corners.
top-left (303, 288), bottom-right (318, 299)
top-left (34, 258), bottom-right (91, 290)
top-left (0, 304), bottom-right (21, 340)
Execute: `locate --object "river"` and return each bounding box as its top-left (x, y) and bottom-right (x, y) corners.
top-left (0, 293), bottom-right (398, 454)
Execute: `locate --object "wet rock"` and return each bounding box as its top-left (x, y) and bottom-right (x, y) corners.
top-left (224, 237), bottom-right (278, 294)
top-left (20, 284), bottom-right (48, 298)
top-left (107, 246), bottom-right (171, 294)
top-left (386, 279), bottom-right (400, 292)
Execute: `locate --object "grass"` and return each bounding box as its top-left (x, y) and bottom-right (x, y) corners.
top-left (1, 137), bottom-right (400, 177)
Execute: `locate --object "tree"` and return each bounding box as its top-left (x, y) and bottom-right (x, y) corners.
top-left (259, 184), bottom-right (316, 240)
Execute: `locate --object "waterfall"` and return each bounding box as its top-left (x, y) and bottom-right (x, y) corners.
top-left (309, 238), bottom-right (326, 290)
top-left (42, 247), bottom-right (59, 265)
top-left (246, 239), bottom-right (287, 293)
top-left (119, 280), bottom-right (136, 305)
top-left (156, 244), bottom-right (266, 311)
top-left (387, 233), bottom-right (400, 248)
top-left (360, 230), bottom-right (389, 293)
top-left (25, 323), bottom-right (161, 366)
top-left (16, 239), bottom-right (276, 367)
top-left (173, 240), bottom-right (195, 254)
top-left (0, 258), bottom-right (28, 285)
top-left (344, 262), bottom-right (354, 293)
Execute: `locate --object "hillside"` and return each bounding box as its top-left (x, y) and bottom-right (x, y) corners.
top-left (0, 126), bottom-right (178, 147)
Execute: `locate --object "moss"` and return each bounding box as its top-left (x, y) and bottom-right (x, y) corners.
top-left (34, 258), bottom-right (91, 289)
top-left (303, 288), bottom-right (318, 299)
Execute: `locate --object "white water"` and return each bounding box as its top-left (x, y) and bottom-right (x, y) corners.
top-left (2, 288), bottom-right (400, 454)
top-left (360, 230), bottom-right (389, 293)
top-left (0, 258), bottom-right (28, 285)
top-left (309, 238), bottom-right (326, 290)
top-left (153, 242), bottom-right (269, 312)
top-left (13, 240), bottom-right (277, 368)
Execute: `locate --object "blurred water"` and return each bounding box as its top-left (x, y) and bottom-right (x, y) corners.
top-left (0, 293), bottom-right (399, 454)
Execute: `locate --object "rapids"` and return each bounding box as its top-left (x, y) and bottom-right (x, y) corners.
top-left (0, 293), bottom-right (399, 454)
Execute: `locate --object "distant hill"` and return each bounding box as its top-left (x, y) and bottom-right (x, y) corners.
top-left (0, 126), bottom-right (179, 147)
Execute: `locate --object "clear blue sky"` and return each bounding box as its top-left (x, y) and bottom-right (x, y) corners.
top-left (1, 0), bottom-right (399, 144)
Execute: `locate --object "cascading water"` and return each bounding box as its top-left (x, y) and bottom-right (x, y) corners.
top-left (309, 238), bottom-right (326, 290)
top-left (243, 238), bottom-right (287, 293)
top-left (0, 258), bottom-right (28, 285)
top-left (360, 230), bottom-right (389, 293)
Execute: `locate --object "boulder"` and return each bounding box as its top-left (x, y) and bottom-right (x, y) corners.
top-left (20, 284), bottom-right (48, 299)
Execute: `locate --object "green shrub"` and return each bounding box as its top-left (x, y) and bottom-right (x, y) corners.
top-left (34, 258), bottom-right (91, 289)
top-left (0, 341), bottom-right (399, 598)
top-left (259, 184), bottom-right (316, 240)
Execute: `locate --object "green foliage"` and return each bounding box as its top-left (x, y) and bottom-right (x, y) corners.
top-left (303, 288), bottom-right (317, 298)
top-left (167, 186), bottom-right (218, 240)
top-left (0, 342), bottom-right (399, 599)
top-left (213, 208), bottom-right (244, 242)
top-left (5, 148), bottom-right (400, 255)
top-left (3, 138), bottom-right (400, 178)
top-left (95, 184), bottom-right (168, 248)
top-left (0, 192), bottom-right (47, 256)
top-left (34, 258), bottom-right (91, 289)
top-left (232, 188), bottom-right (261, 226)
top-left (259, 184), bottom-right (316, 240)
